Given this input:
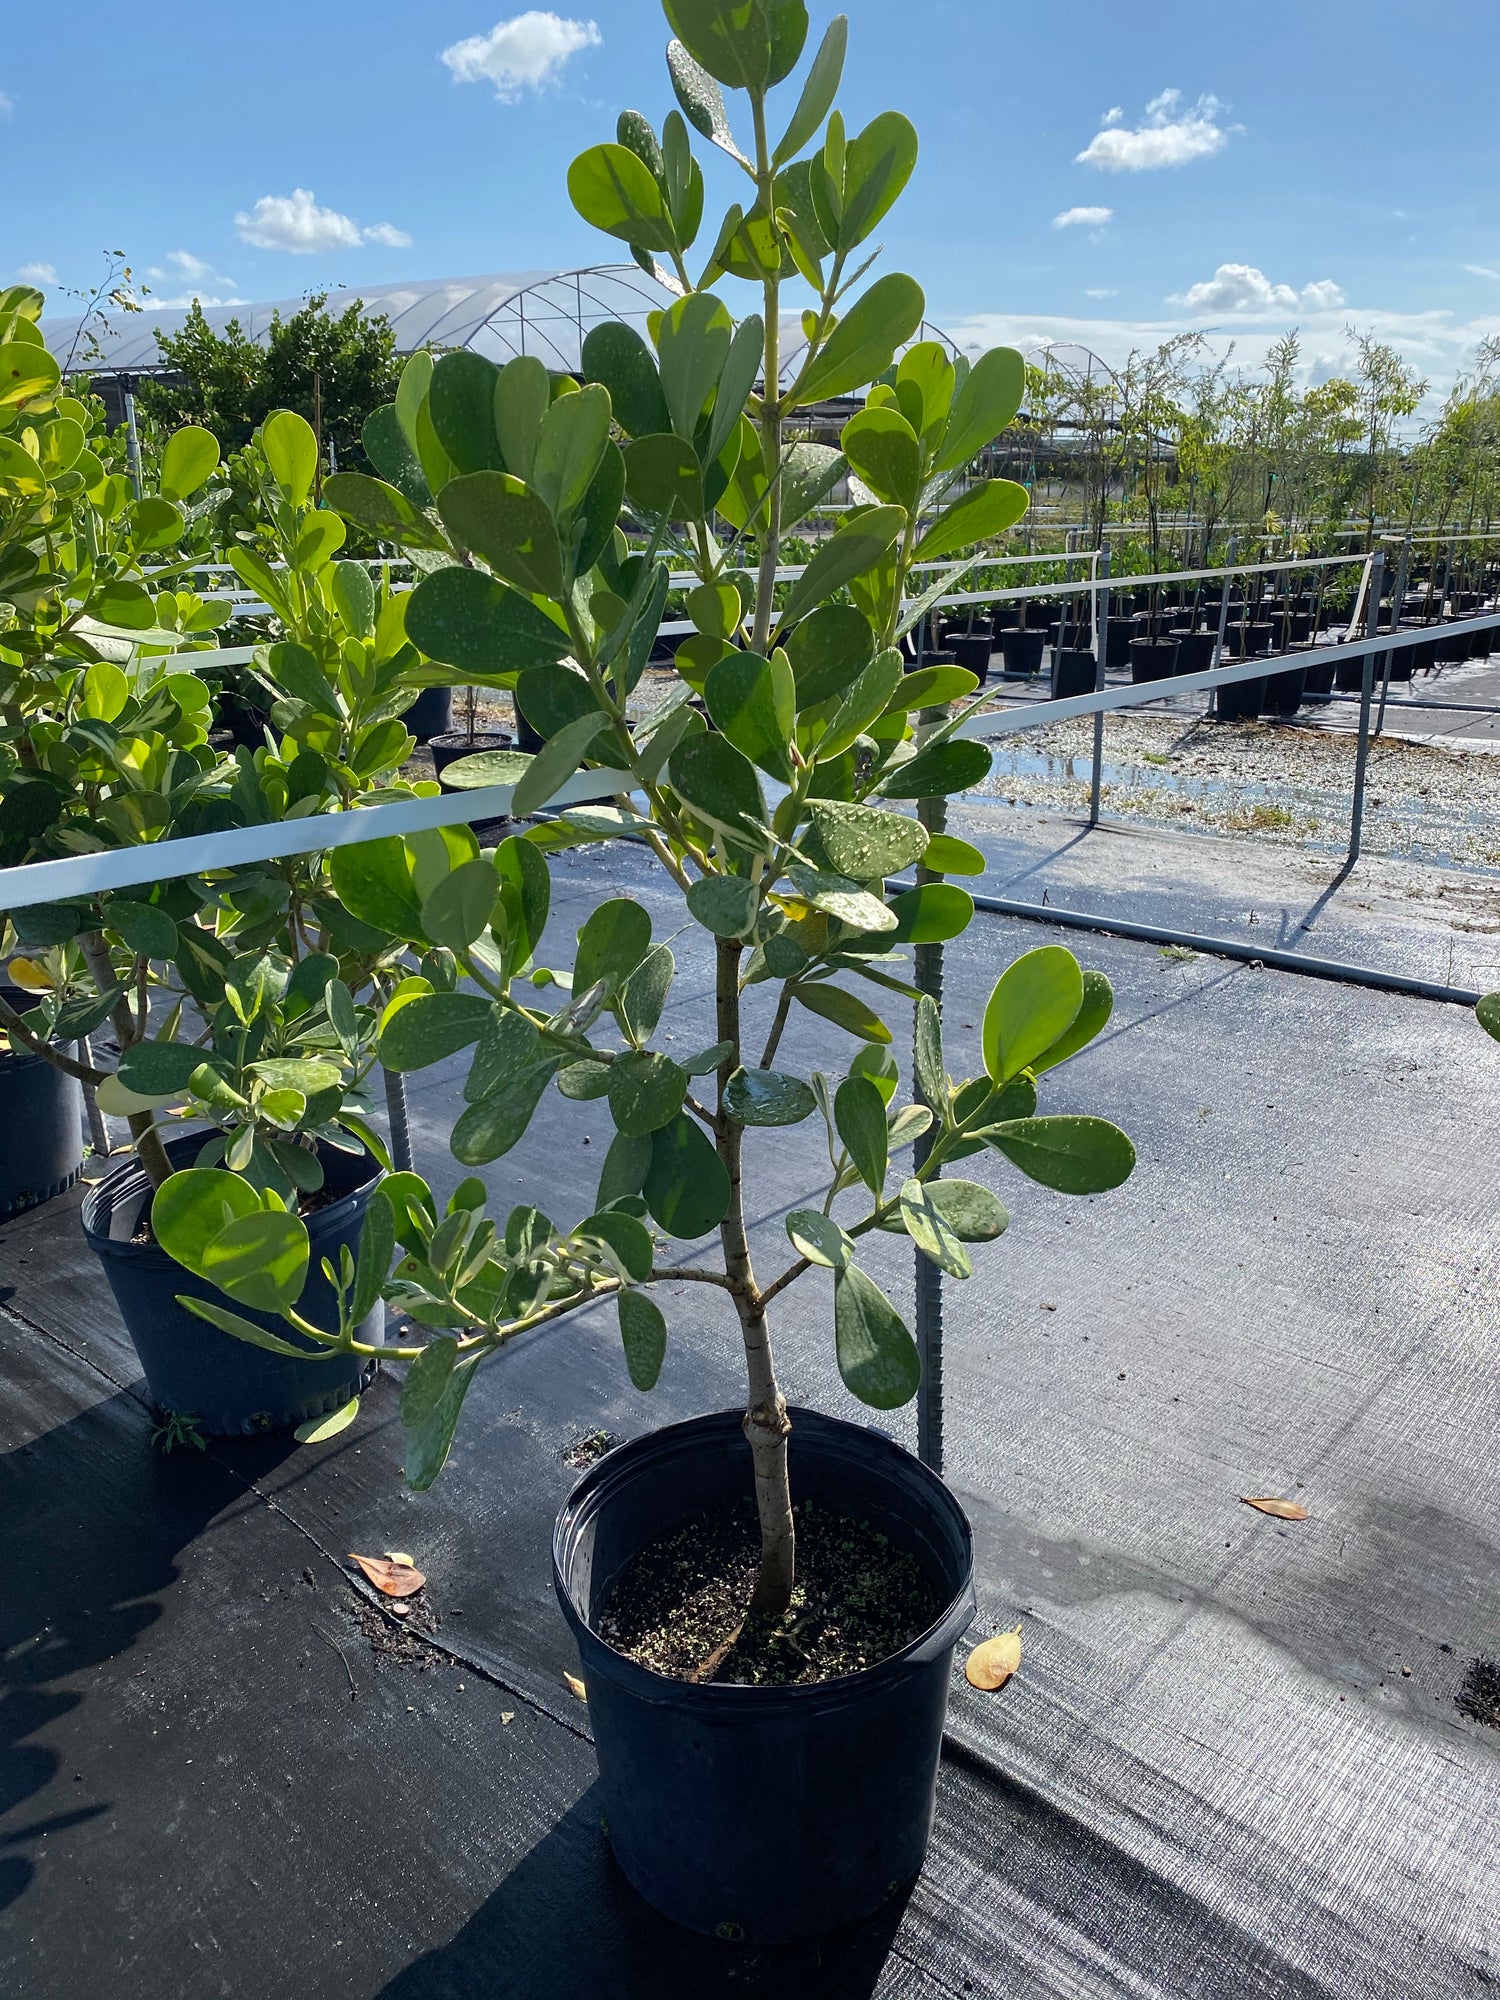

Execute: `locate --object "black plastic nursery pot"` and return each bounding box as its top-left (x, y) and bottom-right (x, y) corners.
top-left (949, 633), bottom-right (993, 679)
top-left (430, 729), bottom-right (513, 787)
top-left (82, 1131), bottom-right (384, 1434)
top-left (1103, 617), bottom-right (1134, 668)
top-left (1302, 656), bottom-right (1337, 698)
top-left (1169, 629), bottom-right (1216, 676)
top-left (997, 627), bottom-right (1045, 678)
top-left (1128, 636), bottom-right (1178, 684)
top-left (1215, 673), bottom-right (1266, 722)
top-left (401, 686), bottom-right (454, 743)
top-left (1050, 647), bottom-right (1097, 699)
top-left (553, 1407), bottom-right (976, 1944)
top-left (1260, 665), bottom-right (1307, 717)
top-left (0, 984), bottom-right (83, 1217)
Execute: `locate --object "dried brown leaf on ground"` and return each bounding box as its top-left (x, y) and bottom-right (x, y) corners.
top-left (348, 1552), bottom-right (427, 1597)
top-left (563, 1671), bottom-right (588, 1701)
top-left (1240, 1496), bottom-right (1309, 1520)
top-left (965, 1624), bottom-right (1023, 1692)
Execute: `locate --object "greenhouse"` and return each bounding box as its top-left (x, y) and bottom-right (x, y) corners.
top-left (2, 3), bottom-right (1498, 1997)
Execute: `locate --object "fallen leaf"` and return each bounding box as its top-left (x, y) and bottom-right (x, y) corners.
top-left (563, 1671), bottom-right (588, 1702)
top-left (965, 1624), bottom-right (1022, 1692)
top-left (294, 1397), bottom-right (360, 1445)
top-left (348, 1553), bottom-right (426, 1597)
top-left (384, 1551), bottom-right (415, 1567)
top-left (501, 1711), bottom-right (515, 1725)
top-left (1240, 1496), bottom-right (1309, 1520)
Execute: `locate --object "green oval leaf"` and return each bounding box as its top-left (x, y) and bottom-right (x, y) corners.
top-left (987, 1115), bottom-right (1136, 1195)
top-left (913, 479), bottom-right (1031, 563)
top-left (686, 873), bottom-right (759, 939)
top-left (885, 883), bottom-right (974, 944)
top-left (724, 1067), bottom-right (816, 1127)
top-left (809, 801), bottom-right (927, 878)
top-left (982, 946), bottom-right (1084, 1085)
top-left (438, 472), bottom-right (564, 598)
top-left (379, 991), bottom-right (493, 1072)
top-left (833, 1262), bottom-right (920, 1409)
top-left (153, 1168), bottom-right (263, 1277)
top-left (607, 1050), bottom-right (688, 1136)
top-left (834, 1072), bottom-right (888, 1194)
top-left (878, 738), bottom-right (992, 800)
top-left (785, 1208), bottom-right (854, 1269)
top-left (617, 1289), bottom-right (668, 1390)
top-left (295, 1397), bottom-right (361, 1445)
top-left (644, 1112), bottom-right (731, 1238)
top-left (262, 410), bottom-right (319, 506)
top-left (791, 982), bottom-right (891, 1043)
top-left (201, 1209), bottom-right (311, 1314)
top-left (568, 143), bottom-right (678, 252)
top-left (936, 345), bottom-right (1026, 475)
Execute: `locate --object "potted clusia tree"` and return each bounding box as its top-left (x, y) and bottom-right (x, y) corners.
top-left (156, 0), bottom-right (1137, 1941)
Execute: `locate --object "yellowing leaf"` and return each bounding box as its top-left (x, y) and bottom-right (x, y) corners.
top-left (384, 1551), bottom-right (416, 1568)
top-left (965, 1623), bottom-right (1022, 1692)
top-left (1240, 1495), bottom-right (1309, 1520)
top-left (563, 1671), bottom-right (588, 1702)
top-left (5, 957), bottom-right (53, 991)
top-left (348, 1552), bottom-right (427, 1597)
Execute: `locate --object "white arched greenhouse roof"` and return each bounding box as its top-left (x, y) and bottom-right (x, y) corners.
top-left (42, 266), bottom-right (686, 379)
top-left (44, 264), bottom-right (968, 396)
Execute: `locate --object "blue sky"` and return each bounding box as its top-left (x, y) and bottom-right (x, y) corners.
top-left (6, 0), bottom-right (1500, 407)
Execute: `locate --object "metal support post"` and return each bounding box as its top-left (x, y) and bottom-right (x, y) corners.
top-left (913, 713), bottom-right (947, 1474)
top-left (1349, 552), bottom-right (1384, 864)
top-left (1089, 547), bottom-right (1112, 827)
top-left (382, 1066), bottom-right (415, 1174)
top-left (121, 375), bottom-right (143, 500)
top-left (1211, 536), bottom-right (1236, 719)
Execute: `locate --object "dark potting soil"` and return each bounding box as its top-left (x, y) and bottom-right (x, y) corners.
top-left (597, 1496), bottom-right (942, 1687)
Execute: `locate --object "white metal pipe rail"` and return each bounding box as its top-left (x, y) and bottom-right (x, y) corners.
top-left (5, 604), bottom-right (1499, 913)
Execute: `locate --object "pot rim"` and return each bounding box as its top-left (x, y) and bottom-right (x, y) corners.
top-left (553, 1405), bottom-right (977, 1710)
top-left (81, 1128), bottom-right (383, 1260)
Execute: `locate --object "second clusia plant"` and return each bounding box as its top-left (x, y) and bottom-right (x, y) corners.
top-left (159, 0), bottom-right (1136, 1614)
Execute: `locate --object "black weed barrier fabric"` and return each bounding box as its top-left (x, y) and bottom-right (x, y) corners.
top-left (2, 837), bottom-right (1498, 1997)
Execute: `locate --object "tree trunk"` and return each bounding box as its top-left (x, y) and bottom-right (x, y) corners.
top-left (714, 936), bottom-right (795, 1617)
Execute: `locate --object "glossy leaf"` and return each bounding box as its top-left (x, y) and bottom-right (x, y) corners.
top-left (936, 345), bottom-right (1027, 475)
top-left (574, 897), bottom-right (652, 996)
top-left (785, 1208), bottom-right (854, 1268)
top-left (419, 858), bottom-right (500, 952)
top-left (262, 410), bottom-right (318, 505)
top-left (579, 1208), bottom-right (654, 1283)
top-left (568, 143), bottom-right (678, 252)
top-left (724, 1067), bottom-right (816, 1126)
top-left (153, 1168), bottom-right (263, 1275)
top-left (450, 1062), bottom-right (558, 1165)
top-left (841, 406), bottom-right (922, 509)
top-left (836, 111), bottom-right (920, 250)
top-left (800, 274), bottom-right (928, 406)
top-left (201, 1210), bottom-right (310, 1314)
top-left (773, 12), bottom-right (846, 163)
top-left (704, 651), bottom-right (795, 782)
top-left (608, 1050), bottom-right (688, 1135)
top-left (913, 479), bottom-right (1031, 563)
top-left (668, 732), bottom-right (765, 841)
top-left (1478, 993), bottom-right (1500, 1043)
top-left (379, 991), bottom-right (493, 1072)
top-left (402, 1336), bottom-right (478, 1489)
top-left (429, 351), bottom-right (505, 473)
top-left (511, 712), bottom-right (612, 817)
top-left (158, 425), bottom-right (221, 502)
top-left (809, 800), bottom-right (927, 878)
top-left (833, 1262), bottom-right (920, 1409)
top-left (987, 1115), bottom-right (1136, 1195)
top-left (618, 1290), bottom-right (668, 1390)
top-left (1032, 969), bottom-right (1114, 1074)
top-left (816, 648), bottom-right (905, 762)
top-left (878, 738), bottom-right (992, 800)
top-left (898, 1176), bottom-right (972, 1278)
top-left (644, 1113), bottom-right (731, 1238)
top-left (776, 505), bottom-right (906, 631)
top-left (438, 473), bottom-right (564, 597)
top-left (885, 883), bottom-right (974, 943)
top-left (581, 322), bottom-right (672, 439)
top-left (686, 874), bottom-right (759, 938)
top-left (791, 982), bottom-right (891, 1042)
top-left (786, 603), bottom-right (874, 708)
top-left (834, 1072), bottom-right (888, 1193)
top-left (921, 832), bottom-right (986, 875)
top-left (982, 946), bottom-right (1084, 1085)
top-left (295, 1398), bottom-right (361, 1445)
top-left (532, 383), bottom-right (613, 519)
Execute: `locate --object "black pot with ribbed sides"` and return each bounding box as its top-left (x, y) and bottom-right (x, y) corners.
top-left (0, 983), bottom-right (83, 1217)
top-left (82, 1131), bottom-right (384, 1434)
top-left (553, 1407), bottom-right (976, 1943)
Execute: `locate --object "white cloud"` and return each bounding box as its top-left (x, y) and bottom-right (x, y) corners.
top-left (0, 89), bottom-right (13, 117)
top-left (1053, 206), bottom-right (1113, 231)
top-left (141, 249), bottom-right (248, 307)
top-left (441, 12), bottom-right (601, 101)
top-left (1465, 263), bottom-right (1500, 281)
top-left (1166, 263), bottom-right (1345, 314)
top-left (235, 189), bottom-right (411, 254)
top-left (1077, 89), bottom-right (1233, 171)
top-left (17, 262), bottom-right (57, 286)
top-left (1085, 287), bottom-right (1118, 299)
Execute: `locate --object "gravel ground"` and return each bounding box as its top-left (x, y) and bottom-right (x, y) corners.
top-left (973, 711), bottom-right (1500, 871)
